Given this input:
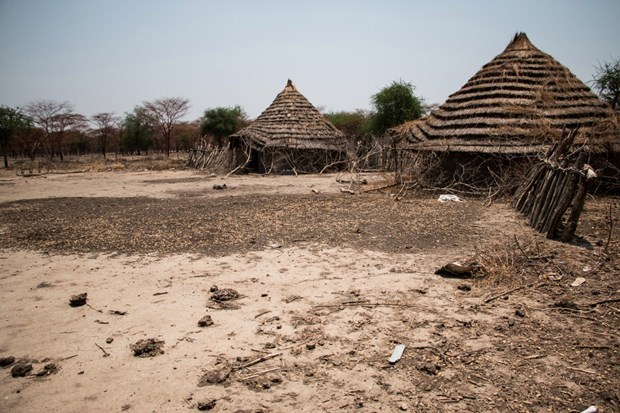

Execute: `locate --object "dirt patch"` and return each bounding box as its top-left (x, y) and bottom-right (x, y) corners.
top-left (0, 171), bottom-right (617, 413)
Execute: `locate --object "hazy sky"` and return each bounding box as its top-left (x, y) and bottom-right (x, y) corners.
top-left (1, 0), bottom-right (619, 121)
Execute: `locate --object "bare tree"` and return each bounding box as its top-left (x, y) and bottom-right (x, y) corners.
top-left (24, 100), bottom-right (84, 161)
top-left (143, 97), bottom-right (190, 156)
top-left (91, 112), bottom-right (118, 158)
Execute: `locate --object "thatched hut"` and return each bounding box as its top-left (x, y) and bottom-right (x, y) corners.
top-left (229, 80), bottom-right (348, 173)
top-left (389, 33), bottom-right (619, 189)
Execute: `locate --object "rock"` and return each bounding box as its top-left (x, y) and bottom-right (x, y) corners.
top-left (197, 399), bottom-right (217, 411)
top-left (210, 288), bottom-right (239, 302)
top-left (508, 318), bottom-right (515, 327)
top-left (306, 343), bottom-right (316, 350)
top-left (209, 285), bottom-right (219, 293)
top-left (399, 403), bottom-right (409, 411)
top-left (419, 362), bottom-right (440, 376)
top-left (552, 299), bottom-right (578, 309)
top-left (457, 283), bottom-right (472, 291)
top-left (515, 308), bottom-right (526, 318)
top-left (11, 363), bottom-right (33, 378)
top-left (106, 337), bottom-right (114, 344)
top-left (198, 315), bottom-right (214, 327)
top-left (198, 363), bottom-right (231, 386)
top-left (0, 356), bottom-right (15, 367)
top-left (35, 363), bottom-right (59, 377)
top-left (212, 184), bottom-right (227, 190)
top-left (130, 338), bottom-right (165, 357)
top-left (69, 292), bottom-right (88, 307)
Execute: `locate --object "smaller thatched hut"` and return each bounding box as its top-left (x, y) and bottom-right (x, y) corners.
top-left (229, 80), bottom-right (348, 173)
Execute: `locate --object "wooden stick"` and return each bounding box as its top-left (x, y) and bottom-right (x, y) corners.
top-left (238, 367), bottom-right (281, 381)
top-left (233, 352), bottom-right (282, 371)
top-left (95, 343), bottom-right (110, 357)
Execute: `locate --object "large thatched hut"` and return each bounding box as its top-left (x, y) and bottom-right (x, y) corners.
top-left (389, 33), bottom-right (619, 189)
top-left (229, 80), bottom-right (348, 173)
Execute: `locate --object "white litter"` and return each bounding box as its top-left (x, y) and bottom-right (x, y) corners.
top-left (571, 277), bottom-right (586, 287)
top-left (438, 194), bottom-right (461, 202)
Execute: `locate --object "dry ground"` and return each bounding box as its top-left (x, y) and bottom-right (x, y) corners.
top-left (0, 166), bottom-right (618, 413)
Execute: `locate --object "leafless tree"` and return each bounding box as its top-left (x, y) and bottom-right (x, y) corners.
top-left (91, 112), bottom-right (118, 158)
top-left (24, 100), bottom-right (84, 161)
top-left (143, 97), bottom-right (190, 157)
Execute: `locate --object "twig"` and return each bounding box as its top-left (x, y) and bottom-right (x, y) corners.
top-left (254, 310), bottom-right (271, 319)
top-left (86, 303), bottom-right (103, 313)
top-left (523, 354), bottom-right (546, 360)
top-left (567, 366), bottom-right (597, 375)
top-left (314, 301), bottom-right (420, 309)
top-left (233, 352), bottom-right (282, 371)
top-left (513, 235), bottom-right (531, 261)
top-left (482, 285), bottom-right (527, 304)
top-left (95, 343), bottom-right (110, 357)
top-left (410, 345), bottom-right (449, 364)
top-left (153, 291), bottom-right (168, 296)
top-left (60, 354), bottom-right (78, 361)
top-left (604, 202), bottom-right (613, 254)
top-left (587, 297), bottom-right (620, 307)
top-left (482, 283), bottom-right (544, 304)
top-left (238, 367), bottom-right (281, 381)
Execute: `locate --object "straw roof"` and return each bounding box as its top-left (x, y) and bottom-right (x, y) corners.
top-left (391, 33), bottom-right (619, 153)
top-left (230, 80), bottom-right (346, 152)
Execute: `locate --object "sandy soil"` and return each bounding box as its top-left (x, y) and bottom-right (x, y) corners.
top-left (0, 169), bottom-right (618, 413)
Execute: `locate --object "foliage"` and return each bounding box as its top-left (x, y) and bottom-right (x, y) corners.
top-left (122, 107), bottom-right (155, 155)
top-left (369, 80), bottom-right (424, 135)
top-left (591, 57), bottom-right (620, 109)
top-left (323, 110), bottom-right (372, 140)
top-left (0, 106), bottom-right (32, 167)
top-left (143, 97), bottom-right (190, 156)
top-left (200, 105), bottom-right (247, 147)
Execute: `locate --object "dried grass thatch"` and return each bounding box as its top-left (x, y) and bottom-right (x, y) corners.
top-left (229, 80), bottom-right (348, 173)
top-left (390, 33), bottom-right (620, 154)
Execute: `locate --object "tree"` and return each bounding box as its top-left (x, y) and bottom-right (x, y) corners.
top-left (323, 110), bottom-right (372, 140)
top-left (122, 107), bottom-right (155, 155)
top-left (143, 97), bottom-right (190, 156)
top-left (200, 105), bottom-right (247, 147)
top-left (370, 80), bottom-right (424, 135)
top-left (24, 99), bottom-right (84, 161)
top-left (592, 57), bottom-right (620, 109)
top-left (91, 112), bottom-right (118, 158)
top-left (0, 106), bottom-right (32, 168)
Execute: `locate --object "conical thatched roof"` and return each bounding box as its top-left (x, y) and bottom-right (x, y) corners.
top-left (391, 33), bottom-right (619, 153)
top-left (230, 80), bottom-right (346, 151)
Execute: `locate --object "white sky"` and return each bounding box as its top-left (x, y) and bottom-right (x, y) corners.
top-left (1, 0), bottom-right (619, 120)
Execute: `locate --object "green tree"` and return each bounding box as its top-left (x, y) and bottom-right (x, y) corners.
top-left (200, 105), bottom-right (247, 147)
top-left (592, 57), bottom-right (620, 109)
top-left (323, 110), bottom-right (372, 140)
top-left (0, 106), bottom-right (32, 168)
top-left (370, 80), bottom-right (424, 135)
top-left (122, 107), bottom-right (154, 155)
